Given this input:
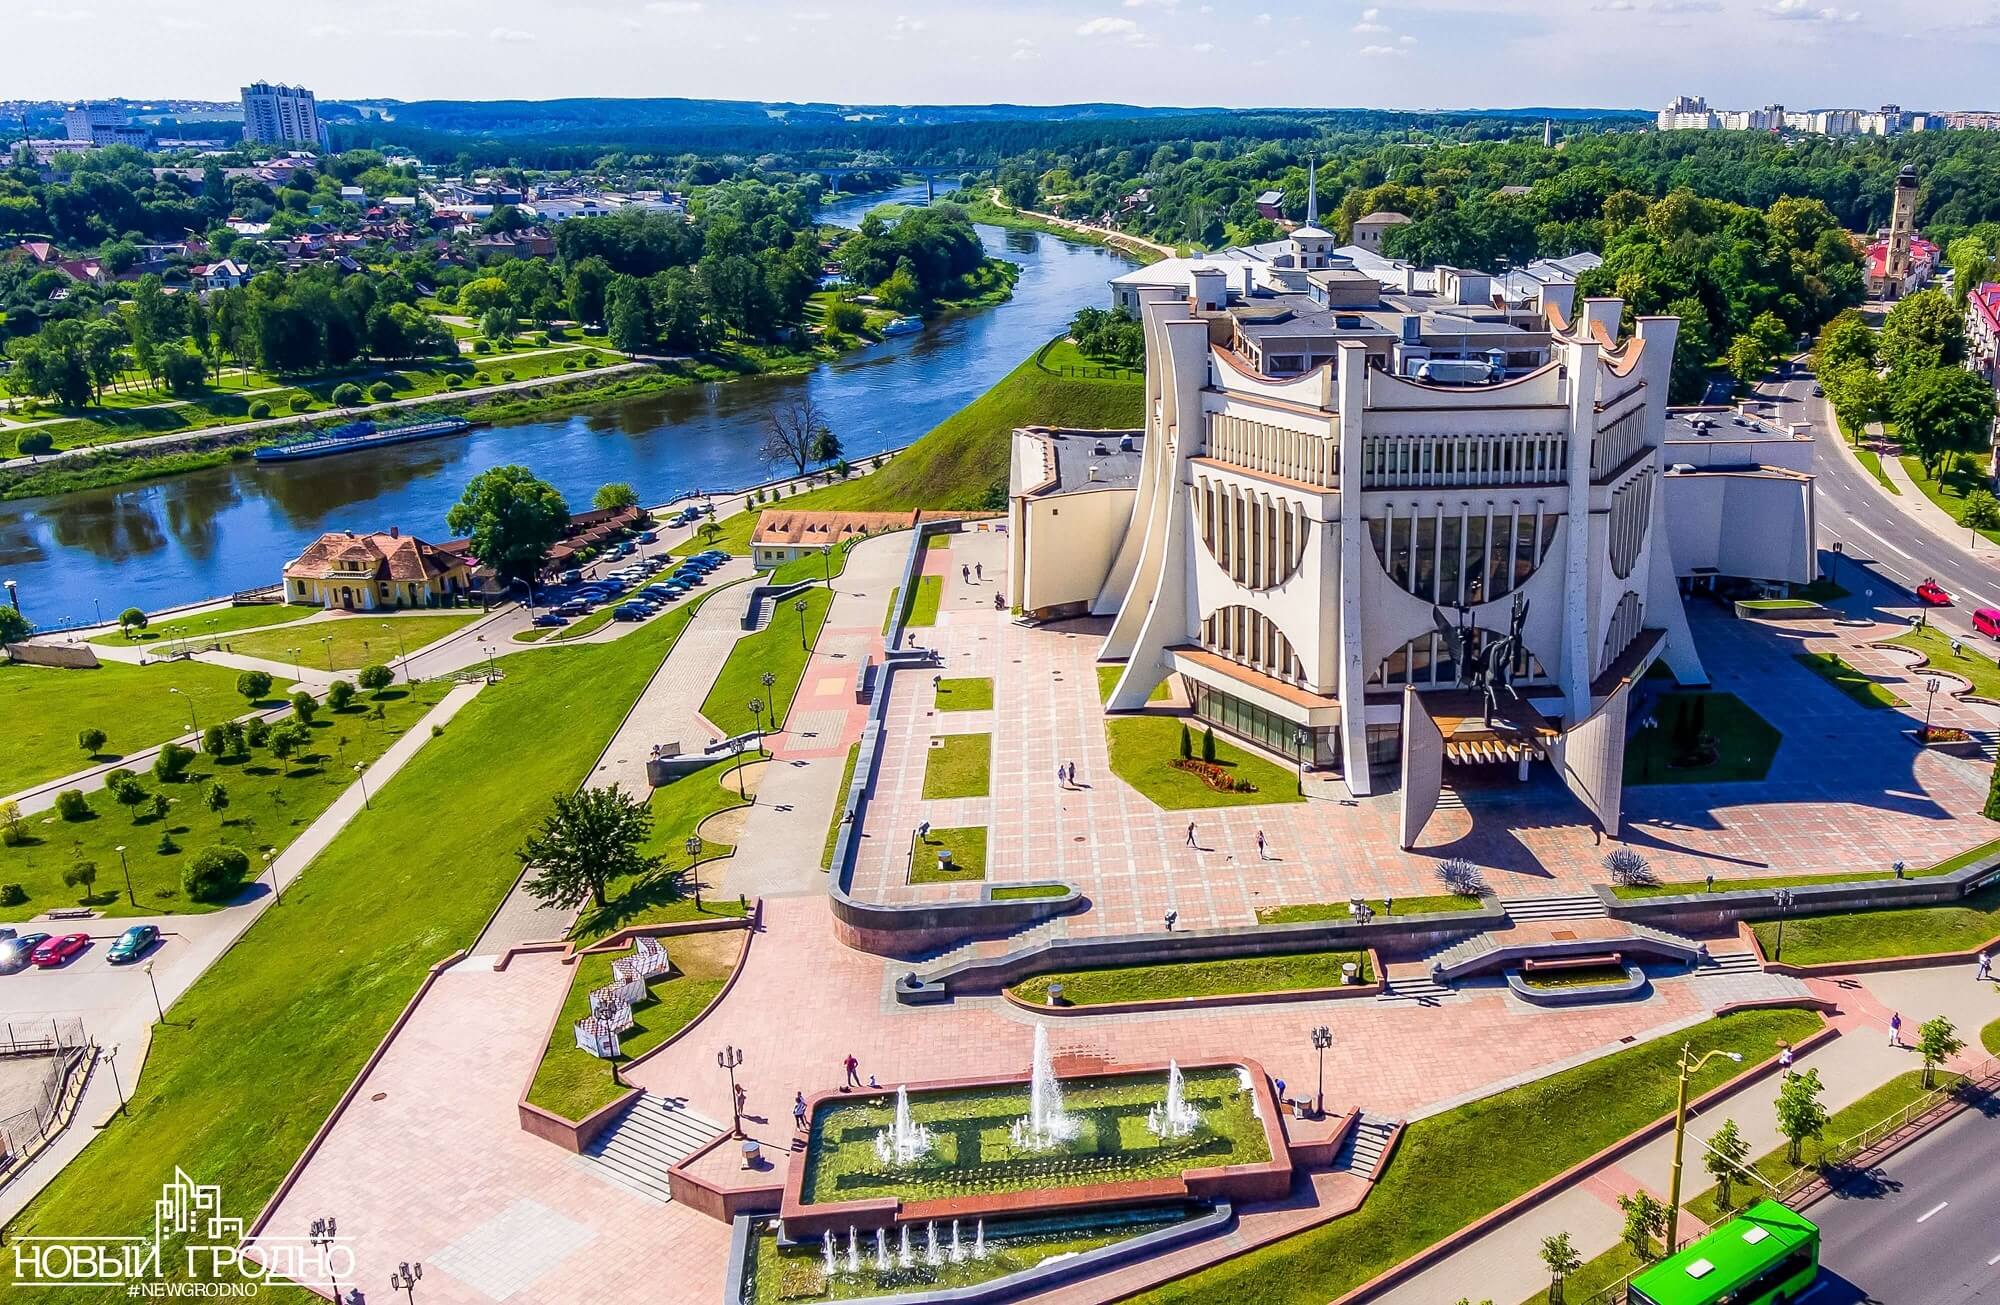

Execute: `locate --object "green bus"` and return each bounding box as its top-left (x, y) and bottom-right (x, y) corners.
top-left (1627, 1201), bottom-right (1819, 1305)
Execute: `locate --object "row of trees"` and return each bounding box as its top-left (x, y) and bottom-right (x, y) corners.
top-left (1816, 290), bottom-right (1997, 480)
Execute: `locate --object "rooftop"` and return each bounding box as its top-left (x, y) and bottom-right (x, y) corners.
top-left (1014, 427), bottom-right (1145, 499)
top-left (1664, 406), bottom-right (1808, 443)
top-left (751, 509), bottom-right (922, 547)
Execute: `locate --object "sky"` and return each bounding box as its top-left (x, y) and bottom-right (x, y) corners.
top-left (17, 0), bottom-right (2000, 111)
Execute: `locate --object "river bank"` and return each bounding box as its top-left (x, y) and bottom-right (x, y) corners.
top-left (957, 193), bottom-right (1174, 265)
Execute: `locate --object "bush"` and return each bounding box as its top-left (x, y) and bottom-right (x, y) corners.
top-left (561, 357), bottom-right (578, 370)
top-left (1437, 858), bottom-right (1489, 897)
top-left (182, 842), bottom-right (251, 903)
top-left (368, 381), bottom-right (394, 402)
top-left (1604, 847), bottom-right (1655, 887)
top-left (1178, 723), bottom-right (1192, 760)
top-left (236, 669), bottom-right (273, 703)
top-left (445, 374), bottom-right (465, 388)
top-left (533, 332), bottom-right (550, 346)
top-left (291, 690), bottom-right (318, 725)
top-left (331, 383), bottom-right (363, 406)
top-left (248, 400), bottom-right (272, 419)
top-left (582, 352), bottom-right (600, 366)
top-left (0, 884), bottom-right (25, 907)
top-left (245, 719), bottom-right (271, 749)
top-left (328, 680), bottom-right (356, 711)
top-left (357, 663), bottom-right (394, 692)
top-left (152, 742), bottom-right (195, 783)
top-left (55, 789), bottom-right (91, 821)
top-left (79, 726), bottom-right (108, 756)
top-left (16, 432), bottom-right (52, 455)
top-left (828, 302), bottom-right (866, 334)
top-left (501, 370), bottom-right (517, 382)
top-left (1200, 727), bottom-right (1217, 764)
top-left (289, 393), bottom-right (311, 412)
top-left (202, 724), bottom-right (229, 759)
top-left (472, 339), bottom-right (492, 354)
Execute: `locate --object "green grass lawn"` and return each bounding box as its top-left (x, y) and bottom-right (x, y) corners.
top-left (991, 884), bottom-right (1068, 901)
top-left (0, 606), bottom-right (707, 1296)
top-left (1038, 337), bottom-right (1143, 381)
top-left (1133, 1008), bottom-right (1823, 1305)
top-left (1, 659), bottom-right (294, 798)
top-left (1010, 949), bottom-right (1372, 1007)
top-left (935, 676), bottom-right (993, 711)
top-left (1515, 1242), bottom-right (1648, 1305)
top-left (88, 604), bottom-right (320, 647)
top-left (1624, 691), bottom-right (1782, 785)
top-left (1256, 895), bottom-right (1486, 922)
top-left (1609, 836), bottom-right (2000, 898)
top-left (1, 683), bottom-right (447, 918)
top-left (700, 585), bottom-right (833, 735)
top-left (1984, 1017), bottom-right (2000, 1057)
top-left (227, 611), bottom-right (482, 671)
top-left (922, 733), bottom-right (992, 799)
top-left (549, 605), bottom-right (619, 641)
top-left (513, 626), bottom-right (558, 643)
top-left (1888, 625), bottom-right (2000, 699)
top-left (1900, 452), bottom-right (2000, 545)
top-left (910, 825), bottom-right (988, 884)
top-left (821, 743), bottom-right (861, 869)
top-left (1855, 447), bottom-right (1899, 494)
top-left (1105, 716), bottom-right (1302, 809)
top-left (674, 510), bottom-right (757, 557)
top-left (768, 535), bottom-right (862, 587)
top-left (525, 929), bottom-right (742, 1120)
top-left (569, 757), bottom-right (757, 940)
top-left (1750, 882), bottom-right (2000, 966)
top-left (1098, 664), bottom-right (1172, 704)
top-left (1794, 650), bottom-right (1904, 708)
top-left (906, 574), bottom-right (944, 627)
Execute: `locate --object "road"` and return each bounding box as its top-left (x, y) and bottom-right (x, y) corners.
top-left (1806, 1100), bottom-right (2000, 1303)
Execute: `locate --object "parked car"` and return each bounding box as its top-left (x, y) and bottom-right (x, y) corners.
top-left (107, 925), bottom-right (159, 964)
top-left (560, 569), bottom-right (582, 586)
top-left (1975, 609), bottom-right (2000, 640)
top-left (532, 613), bottom-right (567, 628)
top-left (31, 933), bottom-right (90, 968)
top-left (638, 530), bottom-right (658, 544)
top-left (0, 933), bottom-right (49, 973)
top-left (674, 571), bottom-right (705, 587)
top-left (614, 602), bottom-right (651, 621)
top-left (1916, 580), bottom-right (1953, 606)
top-left (557, 600), bottom-right (590, 617)
top-left (615, 541), bottom-right (636, 557)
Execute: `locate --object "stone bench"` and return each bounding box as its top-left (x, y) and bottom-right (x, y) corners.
top-left (1521, 952), bottom-right (1622, 974)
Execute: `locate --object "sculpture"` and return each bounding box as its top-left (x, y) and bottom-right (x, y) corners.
top-left (1431, 592), bottom-right (1530, 726)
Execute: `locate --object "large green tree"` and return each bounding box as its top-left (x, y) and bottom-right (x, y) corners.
top-left (517, 784), bottom-right (661, 910)
top-left (1893, 365), bottom-right (1997, 477)
top-left (445, 464), bottom-right (570, 585)
top-left (1880, 289), bottom-right (1966, 372)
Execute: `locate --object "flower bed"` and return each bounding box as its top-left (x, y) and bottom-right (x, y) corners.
top-left (1169, 758), bottom-right (1257, 794)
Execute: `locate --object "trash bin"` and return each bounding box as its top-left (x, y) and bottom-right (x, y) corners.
top-left (1046, 983), bottom-right (1064, 1007)
top-left (741, 1140), bottom-right (761, 1169)
top-left (1341, 962), bottom-right (1359, 985)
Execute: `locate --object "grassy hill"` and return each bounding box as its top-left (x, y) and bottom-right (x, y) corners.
top-left (793, 337), bottom-right (1144, 513)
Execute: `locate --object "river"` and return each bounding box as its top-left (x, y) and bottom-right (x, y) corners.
top-left (0, 185), bottom-right (1133, 623)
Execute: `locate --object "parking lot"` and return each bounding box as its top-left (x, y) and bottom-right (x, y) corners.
top-left (0, 910), bottom-right (249, 1049)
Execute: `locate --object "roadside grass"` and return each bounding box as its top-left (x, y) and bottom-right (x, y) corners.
top-left (1793, 650), bottom-right (1904, 708)
top-left (0, 683), bottom-right (446, 918)
top-left (1132, 1008), bottom-right (1824, 1305)
top-left (935, 677), bottom-right (994, 711)
top-left (549, 606), bottom-right (619, 642)
top-left (821, 743), bottom-right (861, 869)
top-left (524, 929), bottom-right (742, 1120)
top-left (1098, 664), bottom-right (1171, 704)
top-left (569, 757), bottom-right (757, 941)
top-left (1010, 950), bottom-right (1371, 1008)
top-left (0, 609), bottom-right (703, 1295)
top-left (1609, 837), bottom-right (2000, 899)
top-left (1886, 625), bottom-right (2000, 700)
top-left (910, 825), bottom-right (988, 884)
top-left (1256, 895), bottom-right (1485, 922)
top-left (1749, 882), bottom-right (2000, 966)
top-left (674, 511), bottom-right (758, 557)
top-left (922, 733), bottom-right (991, 799)
top-left (991, 884), bottom-right (1068, 901)
top-left (700, 584), bottom-right (833, 735)
top-left (1623, 691), bottom-right (1782, 785)
top-left (1514, 1243), bottom-right (1647, 1305)
top-left (1105, 716), bottom-right (1302, 809)
top-left (1, 658), bottom-right (293, 798)
top-left (513, 626), bottom-right (558, 643)
top-left (1854, 447), bottom-right (1900, 494)
top-left (1900, 453), bottom-right (2000, 545)
top-left (227, 611), bottom-right (482, 670)
top-left (906, 574), bottom-right (944, 627)
top-left (88, 604), bottom-right (319, 647)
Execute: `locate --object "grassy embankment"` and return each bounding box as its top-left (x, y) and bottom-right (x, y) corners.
top-left (1010, 950), bottom-right (1373, 1007)
top-left (699, 585), bottom-right (833, 736)
top-left (88, 604), bottom-right (319, 647)
top-left (1613, 836), bottom-right (2000, 900)
top-left (1623, 690), bottom-right (1782, 785)
top-left (1749, 881), bottom-right (2000, 966)
top-left (1901, 452), bottom-right (2000, 544)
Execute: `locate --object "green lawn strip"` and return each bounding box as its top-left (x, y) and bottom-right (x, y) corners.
top-left (910, 826), bottom-right (987, 884)
top-left (701, 585), bottom-right (833, 735)
top-left (1, 684), bottom-right (446, 917)
top-left (922, 733), bottom-right (992, 799)
top-left (1520, 964), bottom-right (1632, 990)
top-left (1, 658), bottom-right (294, 798)
top-left (1131, 1008), bottom-right (1824, 1305)
top-left (1886, 625), bottom-right (2000, 699)
top-left (570, 757), bottom-right (757, 941)
top-left (1106, 716), bottom-right (1302, 809)
top-left (935, 677), bottom-right (994, 712)
top-left (227, 612), bottom-right (483, 670)
top-left (767, 535), bottom-right (862, 586)
top-left (1984, 1017), bottom-right (2000, 1057)
top-left (524, 929), bottom-right (741, 1120)
top-left (821, 743), bottom-right (861, 870)
top-left (1255, 895), bottom-right (1485, 922)
top-left (1900, 453), bottom-right (2000, 545)
top-left (1854, 447), bottom-right (1899, 494)
top-left (1683, 1069), bottom-right (1955, 1228)
top-left (549, 605), bottom-right (619, 642)
top-left (991, 884), bottom-right (1068, 901)
top-left (1037, 337), bottom-right (1144, 381)
top-left (1736, 598), bottom-right (1818, 611)
top-left (674, 510), bottom-right (759, 557)
top-left (882, 587), bottom-right (901, 635)
top-left (89, 604), bottom-right (320, 647)
top-left (0, 612), bottom-right (701, 1292)
top-left (1793, 650), bottom-right (1904, 708)
top-left (925, 533), bottom-right (951, 549)
top-left (513, 626), bottom-right (557, 643)
top-left (1611, 839), bottom-right (1996, 898)
top-left (1011, 950), bottom-right (1371, 1007)
top-left (1749, 882), bottom-right (2000, 966)
top-left (1097, 663), bottom-right (1171, 704)
top-left (1516, 1243), bottom-right (1648, 1305)
top-left (1624, 690), bottom-right (1781, 785)
top-left (907, 574), bottom-right (944, 627)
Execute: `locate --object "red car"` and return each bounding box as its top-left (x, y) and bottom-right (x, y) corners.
top-left (30, 933), bottom-right (90, 968)
top-left (1916, 580), bottom-right (1953, 607)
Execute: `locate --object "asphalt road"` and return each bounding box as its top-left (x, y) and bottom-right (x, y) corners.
top-left (1806, 1099), bottom-right (2000, 1303)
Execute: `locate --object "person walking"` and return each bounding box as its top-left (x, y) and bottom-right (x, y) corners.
top-left (1256, 829), bottom-right (1268, 861)
top-left (1164, 909), bottom-right (1178, 932)
top-left (961, 564), bottom-right (970, 584)
top-left (843, 1054), bottom-right (861, 1089)
top-left (1778, 1043), bottom-right (1793, 1070)
top-left (975, 562), bottom-right (983, 581)
top-left (1185, 821), bottom-right (1197, 848)
top-left (1978, 951), bottom-right (1991, 982)
top-left (1057, 763), bottom-right (1068, 789)
top-left (1889, 1012), bottom-right (1903, 1047)
top-left (1066, 760), bottom-right (1077, 786)
top-left (794, 1091), bottom-right (808, 1130)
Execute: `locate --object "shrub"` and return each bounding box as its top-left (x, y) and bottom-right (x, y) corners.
top-left (331, 383), bottom-right (363, 406)
top-left (472, 339), bottom-right (492, 354)
top-left (221, 721), bottom-right (246, 757)
top-left (202, 724), bottom-right (229, 759)
top-left (248, 400), bottom-right (272, 419)
top-left (291, 690), bottom-right (318, 725)
top-left (157, 827), bottom-right (177, 854)
top-left (152, 742), bottom-right (194, 783)
top-left (533, 332), bottom-right (550, 346)
top-left (327, 680), bottom-right (356, 711)
top-left (245, 719), bottom-right (271, 748)
top-left (63, 859), bottom-right (98, 898)
top-left (182, 842), bottom-right (251, 903)
top-left (205, 782), bottom-right (229, 814)
top-left (119, 606), bottom-right (148, 635)
top-left (357, 663), bottom-right (394, 692)
top-left (111, 774), bottom-right (149, 819)
top-left (79, 726), bottom-right (108, 756)
top-left (1986, 754), bottom-right (2000, 821)
top-left (236, 669), bottom-right (273, 703)
top-left (0, 800), bottom-right (21, 846)
top-left (562, 357), bottom-right (578, 370)
top-left (1200, 727), bottom-right (1217, 764)
top-left (0, 884), bottom-right (25, 907)
top-left (501, 369), bottom-right (517, 382)
top-left (1178, 723), bottom-right (1192, 760)
top-left (582, 351), bottom-right (600, 366)
top-left (55, 789), bottom-right (91, 821)
top-left (1437, 858), bottom-right (1489, 897)
top-left (445, 374), bottom-right (465, 388)
top-left (1604, 847), bottom-right (1655, 887)
top-left (16, 432), bottom-right (53, 455)
top-left (368, 381), bottom-right (394, 402)
top-left (289, 393), bottom-right (311, 412)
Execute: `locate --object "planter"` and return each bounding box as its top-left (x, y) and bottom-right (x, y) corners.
top-left (1903, 727), bottom-right (1983, 758)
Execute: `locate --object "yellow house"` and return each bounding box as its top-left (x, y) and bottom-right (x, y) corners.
top-left (283, 528), bottom-right (472, 610)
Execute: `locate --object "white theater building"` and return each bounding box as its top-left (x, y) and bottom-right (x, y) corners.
top-left (1010, 223), bottom-right (1816, 840)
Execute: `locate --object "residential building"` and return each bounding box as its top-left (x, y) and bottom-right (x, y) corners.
top-left (19, 138), bottom-right (94, 166)
top-left (1968, 282), bottom-right (2000, 386)
top-left (240, 82), bottom-right (329, 149)
top-left (749, 510), bottom-right (928, 570)
top-left (190, 259), bottom-right (249, 292)
top-left (63, 102), bottom-right (146, 147)
top-left (1254, 190), bottom-right (1285, 221)
top-left (1349, 210), bottom-right (1411, 252)
top-left (282, 528), bottom-right (473, 610)
top-left (523, 196), bottom-right (615, 223)
top-left (1657, 95), bottom-right (1717, 131)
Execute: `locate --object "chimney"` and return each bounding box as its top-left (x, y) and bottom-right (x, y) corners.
top-left (389, 525), bottom-right (399, 538)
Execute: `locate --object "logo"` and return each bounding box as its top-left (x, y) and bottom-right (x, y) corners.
top-left (12, 1169), bottom-right (353, 1296)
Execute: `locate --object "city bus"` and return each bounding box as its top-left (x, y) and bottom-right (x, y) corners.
top-left (1626, 1200), bottom-right (1819, 1305)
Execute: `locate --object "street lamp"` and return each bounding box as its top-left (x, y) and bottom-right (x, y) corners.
top-left (104, 1043), bottom-right (127, 1114)
top-left (115, 844), bottom-right (135, 907)
top-left (287, 646), bottom-right (303, 678)
top-left (793, 596), bottom-right (810, 652)
top-left (143, 960), bottom-right (165, 1024)
top-left (1311, 1025), bottom-right (1332, 1118)
top-left (718, 1044), bottom-right (746, 1136)
top-left (685, 834), bottom-right (704, 910)
top-left (168, 687), bottom-right (199, 739)
top-left (382, 620), bottom-right (409, 680)
top-left (736, 716), bottom-right (757, 799)
top-left (1921, 675), bottom-right (1942, 738)
top-left (1664, 1043), bottom-right (1744, 1253)
top-left (1772, 888), bottom-right (1796, 961)
top-left (353, 762), bottom-right (371, 809)
top-left (308, 1216), bottom-right (342, 1305)
top-left (389, 1261), bottom-right (422, 1303)
top-left (265, 848), bottom-right (283, 905)
top-left (760, 672), bottom-right (776, 731)
top-left (820, 544), bottom-right (833, 588)
top-left (1293, 726), bottom-right (1311, 771)
top-left (319, 634), bottom-right (335, 671)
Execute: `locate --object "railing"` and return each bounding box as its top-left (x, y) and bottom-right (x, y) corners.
top-left (1357, 430), bottom-right (1569, 489)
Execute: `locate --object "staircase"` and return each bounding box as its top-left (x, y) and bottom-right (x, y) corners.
top-left (1332, 1113), bottom-right (1398, 1180)
top-left (1418, 931), bottom-right (1498, 976)
top-left (574, 1092), bottom-right (727, 1203)
top-left (1499, 893), bottom-right (1608, 923)
top-left (1699, 950), bottom-right (1765, 976)
top-left (1376, 970), bottom-right (1456, 1005)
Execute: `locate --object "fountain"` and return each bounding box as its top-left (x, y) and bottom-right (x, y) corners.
top-left (872, 1084), bottom-right (934, 1166)
top-left (875, 1227), bottom-right (890, 1273)
top-left (899, 1223), bottom-right (913, 1268)
top-left (846, 1226), bottom-right (860, 1275)
top-left (822, 1230), bottom-right (836, 1277)
top-left (1011, 1025), bottom-right (1079, 1150)
top-left (949, 1219), bottom-right (964, 1264)
top-left (1145, 1059), bottom-right (1201, 1139)
top-left (925, 1219), bottom-right (941, 1267)
top-left (973, 1219), bottom-right (987, 1260)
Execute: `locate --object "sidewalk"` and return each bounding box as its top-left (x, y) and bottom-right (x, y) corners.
top-left (1876, 445), bottom-right (1989, 547)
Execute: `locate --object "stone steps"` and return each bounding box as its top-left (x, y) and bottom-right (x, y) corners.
top-left (1377, 970), bottom-right (1458, 1005)
top-left (1333, 1113), bottom-right (1398, 1179)
top-left (574, 1092), bottom-right (726, 1204)
top-left (1498, 893), bottom-right (1608, 922)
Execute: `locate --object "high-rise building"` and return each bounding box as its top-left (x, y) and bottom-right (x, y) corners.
top-left (240, 82), bottom-right (328, 149)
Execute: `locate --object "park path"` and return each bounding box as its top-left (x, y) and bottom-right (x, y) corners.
top-left (0, 681), bottom-right (484, 1224)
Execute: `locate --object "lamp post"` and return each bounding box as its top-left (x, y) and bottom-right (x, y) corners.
top-left (168, 687), bottom-right (199, 739)
top-left (760, 672), bottom-right (776, 731)
top-left (143, 960), bottom-right (165, 1024)
top-left (389, 1261), bottom-right (422, 1303)
top-left (737, 714), bottom-right (757, 799)
top-left (793, 596), bottom-right (810, 651)
top-left (1293, 725), bottom-right (1311, 772)
top-left (718, 1044), bottom-right (746, 1136)
top-left (104, 1043), bottom-right (127, 1114)
top-left (307, 1216), bottom-right (342, 1305)
top-left (265, 848), bottom-right (283, 905)
top-left (1665, 1043), bottom-right (1744, 1253)
top-left (1921, 675), bottom-right (1942, 739)
top-left (1311, 1025), bottom-right (1332, 1118)
top-left (319, 634), bottom-right (335, 671)
top-left (287, 646), bottom-right (303, 678)
top-left (115, 844), bottom-right (135, 907)
top-left (820, 544), bottom-right (833, 588)
top-left (685, 834), bottom-right (704, 910)
top-left (383, 620), bottom-right (409, 680)
top-left (353, 762), bottom-right (371, 809)
top-left (1772, 888), bottom-right (1795, 961)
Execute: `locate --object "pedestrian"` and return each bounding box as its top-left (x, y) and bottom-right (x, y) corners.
top-left (1889, 1011), bottom-right (1902, 1047)
top-left (843, 1053), bottom-right (860, 1089)
top-left (794, 1091), bottom-right (808, 1130)
top-left (1164, 909), bottom-right (1178, 932)
top-left (917, 820), bottom-right (931, 842)
top-left (961, 564), bottom-right (970, 584)
top-left (1256, 829), bottom-right (1268, 861)
top-left (1274, 1077), bottom-right (1287, 1110)
top-left (1705, 873), bottom-right (1714, 894)
top-left (735, 1081), bottom-right (747, 1118)
top-left (1185, 821), bottom-right (1197, 848)
top-left (993, 593), bottom-right (1005, 611)
top-left (1066, 760), bottom-right (1077, 785)
top-left (1952, 638), bottom-right (1964, 658)
top-left (1778, 1043), bottom-right (1793, 1069)
top-left (1978, 951), bottom-right (1991, 982)
top-left (975, 562), bottom-right (983, 581)
top-left (868, 1074), bottom-right (879, 1089)
top-left (1058, 763), bottom-right (1068, 789)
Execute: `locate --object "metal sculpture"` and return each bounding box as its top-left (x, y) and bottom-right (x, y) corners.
top-left (1431, 592), bottom-right (1530, 725)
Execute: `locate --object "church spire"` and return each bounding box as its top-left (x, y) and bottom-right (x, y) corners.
top-left (1305, 156), bottom-right (1318, 226)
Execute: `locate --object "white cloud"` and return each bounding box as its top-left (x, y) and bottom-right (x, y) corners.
top-left (789, 9), bottom-right (833, 19)
top-left (891, 14), bottom-right (926, 35)
top-left (1011, 41), bottom-right (1039, 60)
top-left (1253, 12), bottom-right (1273, 24)
top-left (1763, 0), bottom-right (1860, 18)
top-left (1188, 39), bottom-right (1214, 51)
top-left (646, 1), bottom-right (703, 12)
top-left (488, 26), bottom-right (536, 42)
top-left (1358, 43), bottom-right (1403, 55)
top-left (1076, 15), bottom-right (1140, 36)
top-left (1354, 19), bottom-right (1389, 30)
top-left (308, 22), bottom-right (348, 38)
top-left (1359, 6), bottom-right (1380, 18)
top-left (1398, 33), bottom-right (1416, 43)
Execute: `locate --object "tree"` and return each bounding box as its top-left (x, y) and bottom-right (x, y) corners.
top-left (1703, 1118), bottom-right (1751, 1211)
top-left (205, 782), bottom-right (229, 815)
top-left (291, 690), bottom-right (318, 725)
top-left (118, 606), bottom-right (148, 637)
top-left (182, 842), bottom-right (250, 903)
top-left (0, 799), bottom-right (21, 847)
top-left (357, 663), bottom-right (394, 692)
top-left (1917, 1015), bottom-right (1964, 1089)
top-left (1539, 1231), bottom-right (1582, 1304)
top-left (1880, 289), bottom-right (1966, 371)
top-left (607, 280), bottom-right (651, 356)
top-left (761, 396), bottom-right (835, 477)
top-left (112, 773), bottom-right (149, 821)
top-left (1893, 366), bottom-right (1997, 479)
top-left (63, 861), bottom-right (97, 903)
top-left (54, 789), bottom-right (90, 821)
top-left (236, 669), bottom-right (273, 704)
top-left (1775, 1067), bottom-right (1828, 1165)
top-left (269, 720), bottom-right (312, 774)
top-left (78, 727), bottom-right (107, 757)
top-left (0, 605), bottom-right (29, 645)
top-left (1965, 491), bottom-right (2000, 533)
top-left (152, 741), bottom-right (194, 783)
top-left (327, 680), bottom-right (356, 711)
top-left (1201, 727), bottom-right (1217, 763)
top-left (1618, 1191), bottom-right (1666, 1261)
top-left (517, 784), bottom-right (661, 910)
top-left (1813, 308), bottom-right (1876, 375)
top-left (201, 724), bottom-right (229, 760)
top-left (481, 306), bottom-right (513, 341)
top-left (446, 465), bottom-right (570, 586)
top-left (593, 482), bottom-right (639, 511)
